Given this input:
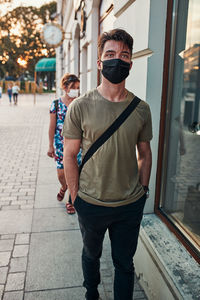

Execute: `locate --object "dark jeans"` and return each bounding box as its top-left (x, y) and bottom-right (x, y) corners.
top-left (74, 194), bottom-right (146, 300)
top-left (13, 93), bottom-right (18, 104)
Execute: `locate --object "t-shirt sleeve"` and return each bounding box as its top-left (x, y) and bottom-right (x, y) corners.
top-left (50, 101), bottom-right (56, 114)
top-left (138, 104), bottom-right (153, 142)
top-left (62, 101), bottom-right (82, 139)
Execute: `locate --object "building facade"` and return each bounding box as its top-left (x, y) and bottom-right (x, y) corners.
top-left (56, 0), bottom-right (200, 299)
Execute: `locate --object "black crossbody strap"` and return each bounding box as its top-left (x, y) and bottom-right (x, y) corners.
top-left (79, 96), bottom-right (141, 174)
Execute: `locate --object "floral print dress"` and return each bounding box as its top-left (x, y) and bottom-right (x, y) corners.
top-left (50, 98), bottom-right (82, 169)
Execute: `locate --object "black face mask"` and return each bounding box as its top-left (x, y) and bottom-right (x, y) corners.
top-left (101, 58), bottom-right (130, 84)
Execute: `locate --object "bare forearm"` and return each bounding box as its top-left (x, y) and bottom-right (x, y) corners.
top-left (138, 153), bottom-right (152, 186)
top-left (63, 150), bottom-right (79, 203)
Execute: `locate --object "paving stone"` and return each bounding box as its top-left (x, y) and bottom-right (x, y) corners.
top-left (0, 240), bottom-right (14, 251)
top-left (0, 235), bottom-right (15, 240)
top-left (0, 210), bottom-right (33, 234)
top-left (32, 208), bottom-right (79, 232)
top-left (0, 197), bottom-right (17, 201)
top-left (25, 231), bottom-right (83, 291)
top-left (3, 291), bottom-right (23, 300)
top-left (5, 273), bottom-right (25, 291)
top-left (0, 201), bottom-right (10, 205)
top-left (11, 201), bottom-right (27, 206)
top-left (0, 194), bottom-right (10, 197)
top-left (24, 287), bottom-right (85, 300)
top-left (19, 189), bottom-right (35, 193)
top-left (20, 205), bottom-right (34, 210)
top-left (2, 187), bottom-right (14, 191)
top-left (27, 201), bottom-right (34, 205)
top-left (34, 184), bottom-right (63, 208)
top-left (15, 234), bottom-right (29, 245)
top-left (0, 267), bottom-right (8, 284)
top-left (0, 285), bottom-right (4, 299)
top-left (18, 196), bottom-right (34, 201)
top-left (11, 192), bottom-right (26, 197)
top-left (0, 252), bottom-right (11, 267)
top-left (27, 192), bottom-right (35, 196)
top-left (10, 257), bottom-right (27, 273)
top-left (1, 206), bottom-right (20, 210)
top-left (13, 245), bottom-right (29, 258)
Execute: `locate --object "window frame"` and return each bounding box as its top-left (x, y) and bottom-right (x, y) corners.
top-left (155, 0), bottom-right (200, 264)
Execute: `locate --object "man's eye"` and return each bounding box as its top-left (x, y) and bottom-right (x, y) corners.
top-left (106, 53), bottom-right (114, 57)
top-left (121, 54), bottom-right (129, 58)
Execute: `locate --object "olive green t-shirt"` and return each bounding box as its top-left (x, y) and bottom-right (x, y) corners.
top-left (62, 88), bottom-right (153, 207)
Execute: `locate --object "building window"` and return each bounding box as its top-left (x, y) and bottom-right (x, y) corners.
top-left (157, 0), bottom-right (200, 261)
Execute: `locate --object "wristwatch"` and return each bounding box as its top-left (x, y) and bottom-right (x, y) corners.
top-left (142, 185), bottom-right (149, 198)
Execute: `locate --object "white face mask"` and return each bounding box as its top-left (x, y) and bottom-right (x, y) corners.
top-left (67, 89), bottom-right (79, 98)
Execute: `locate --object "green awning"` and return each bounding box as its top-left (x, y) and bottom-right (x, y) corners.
top-left (35, 58), bottom-right (56, 72)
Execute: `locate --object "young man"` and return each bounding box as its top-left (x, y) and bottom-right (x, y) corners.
top-left (63, 29), bottom-right (152, 300)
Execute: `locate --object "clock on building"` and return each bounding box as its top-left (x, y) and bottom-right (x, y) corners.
top-left (41, 22), bottom-right (65, 48)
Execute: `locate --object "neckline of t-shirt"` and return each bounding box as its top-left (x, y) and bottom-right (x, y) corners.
top-left (95, 88), bottom-right (134, 104)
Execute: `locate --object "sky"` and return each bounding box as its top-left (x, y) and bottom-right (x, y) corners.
top-left (0, 0), bottom-right (52, 15)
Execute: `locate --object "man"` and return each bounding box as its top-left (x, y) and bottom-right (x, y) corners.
top-left (12, 83), bottom-right (20, 105)
top-left (63, 28), bottom-right (152, 300)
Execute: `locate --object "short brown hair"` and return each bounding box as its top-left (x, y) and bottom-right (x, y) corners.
top-left (60, 73), bottom-right (80, 89)
top-left (98, 28), bottom-right (133, 58)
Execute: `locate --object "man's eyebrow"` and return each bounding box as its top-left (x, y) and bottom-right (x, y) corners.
top-left (121, 50), bottom-right (130, 54)
top-left (105, 50), bottom-right (115, 53)
top-left (105, 50), bottom-right (130, 54)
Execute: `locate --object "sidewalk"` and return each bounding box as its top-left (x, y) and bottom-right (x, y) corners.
top-left (0, 93), bottom-right (147, 300)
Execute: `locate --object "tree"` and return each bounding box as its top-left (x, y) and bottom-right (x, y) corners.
top-left (0, 1), bottom-right (56, 79)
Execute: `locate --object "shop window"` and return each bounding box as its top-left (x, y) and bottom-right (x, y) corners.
top-left (157, 0), bottom-right (200, 261)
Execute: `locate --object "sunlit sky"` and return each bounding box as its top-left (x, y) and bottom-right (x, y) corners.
top-left (0, 0), bottom-right (52, 15)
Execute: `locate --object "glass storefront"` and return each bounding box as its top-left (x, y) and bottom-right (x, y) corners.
top-left (160, 0), bottom-right (200, 253)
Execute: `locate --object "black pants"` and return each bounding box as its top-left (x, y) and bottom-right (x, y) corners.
top-left (13, 93), bottom-right (18, 104)
top-left (74, 194), bottom-right (146, 300)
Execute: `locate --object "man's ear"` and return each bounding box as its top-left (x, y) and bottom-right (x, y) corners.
top-left (97, 59), bottom-right (102, 70)
top-left (129, 61), bottom-right (133, 70)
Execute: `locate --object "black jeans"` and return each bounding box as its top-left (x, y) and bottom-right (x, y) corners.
top-left (13, 93), bottom-right (18, 104)
top-left (74, 194), bottom-right (146, 300)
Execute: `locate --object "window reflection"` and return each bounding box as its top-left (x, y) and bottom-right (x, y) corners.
top-left (162, 0), bottom-right (200, 250)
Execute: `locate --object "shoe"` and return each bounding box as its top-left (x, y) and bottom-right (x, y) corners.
top-left (57, 187), bottom-right (67, 201)
top-left (66, 202), bottom-right (76, 214)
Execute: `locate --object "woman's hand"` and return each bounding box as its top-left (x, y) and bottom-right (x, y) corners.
top-left (47, 146), bottom-right (55, 158)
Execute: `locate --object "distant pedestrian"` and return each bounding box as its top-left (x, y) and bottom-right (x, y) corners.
top-left (12, 84), bottom-right (20, 104)
top-left (7, 84), bottom-right (12, 104)
top-left (47, 73), bottom-right (81, 214)
top-left (0, 86), bottom-right (2, 99)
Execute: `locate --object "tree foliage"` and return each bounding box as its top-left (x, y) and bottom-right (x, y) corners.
top-left (0, 0), bottom-right (11, 3)
top-left (0, 1), bottom-right (56, 78)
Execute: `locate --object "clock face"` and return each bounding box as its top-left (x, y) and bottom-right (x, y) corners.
top-left (42, 23), bottom-right (64, 48)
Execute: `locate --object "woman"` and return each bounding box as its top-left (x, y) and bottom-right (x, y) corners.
top-left (47, 73), bottom-right (81, 214)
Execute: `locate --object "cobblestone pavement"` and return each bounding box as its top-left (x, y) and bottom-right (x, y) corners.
top-left (0, 93), bottom-right (147, 300)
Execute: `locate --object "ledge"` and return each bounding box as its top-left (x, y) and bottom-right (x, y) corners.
top-left (140, 214), bottom-right (199, 299)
